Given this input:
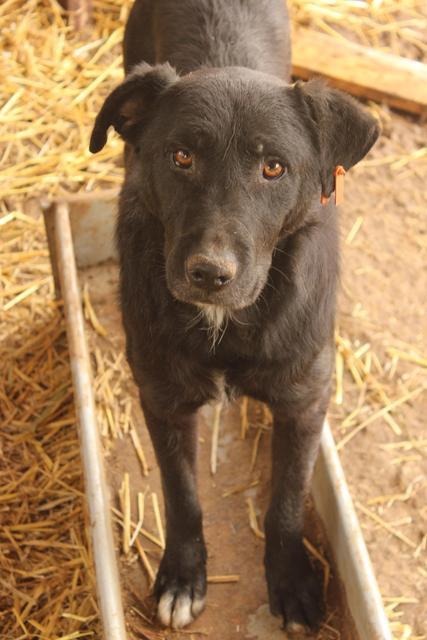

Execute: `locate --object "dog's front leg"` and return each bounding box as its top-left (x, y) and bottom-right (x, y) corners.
top-left (264, 398), bottom-right (327, 633)
top-left (141, 399), bottom-right (206, 629)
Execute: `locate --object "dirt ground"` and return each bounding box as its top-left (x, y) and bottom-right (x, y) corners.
top-left (331, 109), bottom-right (427, 636)
top-left (79, 105), bottom-right (426, 639)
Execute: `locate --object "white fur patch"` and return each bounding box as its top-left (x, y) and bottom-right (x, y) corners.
top-left (157, 591), bottom-right (206, 629)
top-left (157, 592), bottom-right (175, 627)
top-left (196, 304), bottom-right (226, 331)
top-left (286, 621), bottom-right (308, 635)
top-left (196, 304), bottom-right (229, 351)
top-left (171, 594), bottom-right (193, 629)
top-left (191, 595), bottom-right (206, 618)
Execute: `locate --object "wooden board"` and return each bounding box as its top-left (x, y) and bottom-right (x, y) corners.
top-left (291, 28), bottom-right (427, 116)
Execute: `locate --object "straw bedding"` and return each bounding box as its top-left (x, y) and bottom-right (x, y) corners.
top-left (0, 210), bottom-right (100, 638)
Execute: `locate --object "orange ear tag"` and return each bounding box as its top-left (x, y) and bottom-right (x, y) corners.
top-left (334, 165), bottom-right (346, 206)
top-left (320, 166), bottom-right (346, 206)
top-left (320, 194), bottom-right (329, 205)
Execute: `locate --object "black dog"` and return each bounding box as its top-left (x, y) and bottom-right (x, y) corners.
top-left (90, 0), bottom-right (379, 632)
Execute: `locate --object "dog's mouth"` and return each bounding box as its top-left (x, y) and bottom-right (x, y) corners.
top-left (164, 245), bottom-right (272, 314)
top-left (167, 273), bottom-right (266, 312)
top-left (169, 286), bottom-right (242, 310)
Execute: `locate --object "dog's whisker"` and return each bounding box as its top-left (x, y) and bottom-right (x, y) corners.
top-left (185, 310), bottom-right (204, 332)
top-left (228, 311), bottom-right (250, 327)
top-left (257, 289), bottom-right (272, 314)
top-left (273, 245), bottom-right (293, 258)
top-left (209, 316), bottom-right (228, 352)
top-left (264, 278), bottom-right (280, 296)
top-left (270, 264), bottom-right (291, 283)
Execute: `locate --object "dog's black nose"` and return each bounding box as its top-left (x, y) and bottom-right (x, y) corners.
top-left (186, 254), bottom-right (237, 291)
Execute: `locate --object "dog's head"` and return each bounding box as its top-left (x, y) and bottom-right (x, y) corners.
top-left (91, 64), bottom-right (379, 311)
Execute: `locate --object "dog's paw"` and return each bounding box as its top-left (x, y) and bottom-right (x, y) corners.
top-left (157, 586), bottom-right (206, 628)
top-left (265, 540), bottom-right (325, 633)
top-left (154, 541), bottom-right (207, 629)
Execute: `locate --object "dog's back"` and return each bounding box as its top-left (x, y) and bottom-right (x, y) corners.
top-left (124, 0), bottom-right (291, 78)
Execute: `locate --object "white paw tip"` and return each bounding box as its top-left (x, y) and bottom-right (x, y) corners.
top-left (157, 591), bottom-right (175, 627)
top-left (191, 595), bottom-right (206, 618)
top-left (286, 621), bottom-right (307, 635)
top-left (172, 594), bottom-right (194, 629)
top-left (158, 591), bottom-right (205, 629)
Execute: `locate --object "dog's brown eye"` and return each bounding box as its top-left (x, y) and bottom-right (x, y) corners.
top-left (263, 160), bottom-right (285, 180)
top-left (172, 149), bottom-right (193, 169)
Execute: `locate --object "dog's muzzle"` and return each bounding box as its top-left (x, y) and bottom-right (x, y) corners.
top-left (185, 253), bottom-right (237, 293)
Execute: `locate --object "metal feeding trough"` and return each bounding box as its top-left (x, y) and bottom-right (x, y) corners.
top-left (44, 199), bottom-right (392, 640)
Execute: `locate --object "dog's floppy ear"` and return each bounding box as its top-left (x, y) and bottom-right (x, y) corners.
top-left (294, 79), bottom-right (380, 197)
top-left (89, 62), bottom-right (179, 153)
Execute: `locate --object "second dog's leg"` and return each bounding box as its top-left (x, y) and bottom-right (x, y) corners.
top-left (141, 400), bottom-right (206, 629)
top-left (264, 398), bottom-right (327, 632)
